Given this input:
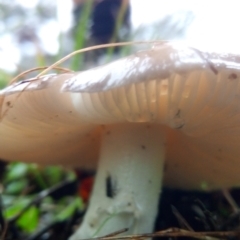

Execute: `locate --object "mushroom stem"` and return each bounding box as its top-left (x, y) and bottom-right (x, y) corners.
top-left (71, 123), bottom-right (165, 239)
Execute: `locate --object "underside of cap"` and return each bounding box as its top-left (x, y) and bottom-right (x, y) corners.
top-left (1, 42), bottom-right (240, 190)
top-left (0, 74), bottom-right (101, 169)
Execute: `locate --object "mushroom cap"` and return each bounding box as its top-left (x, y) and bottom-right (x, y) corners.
top-left (1, 42), bottom-right (240, 190)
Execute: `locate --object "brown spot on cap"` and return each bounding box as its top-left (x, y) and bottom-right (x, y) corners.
top-left (228, 73), bottom-right (237, 80)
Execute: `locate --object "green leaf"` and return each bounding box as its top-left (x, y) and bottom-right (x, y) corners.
top-left (71, 0), bottom-right (94, 71)
top-left (44, 166), bottom-right (64, 185)
top-left (0, 70), bottom-right (10, 89)
top-left (28, 164), bottom-right (48, 189)
top-left (4, 197), bottom-right (31, 219)
top-left (55, 197), bottom-right (83, 222)
top-left (5, 163), bottom-right (29, 182)
top-left (16, 206), bottom-right (39, 233)
top-left (5, 179), bottom-right (28, 194)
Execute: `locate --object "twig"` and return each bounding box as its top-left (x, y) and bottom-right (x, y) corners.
top-left (80, 228), bottom-right (240, 240)
top-left (222, 189), bottom-right (239, 213)
top-left (9, 66), bottom-right (73, 85)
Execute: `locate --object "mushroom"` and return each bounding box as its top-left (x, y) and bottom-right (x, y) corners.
top-left (1, 43), bottom-right (240, 239)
